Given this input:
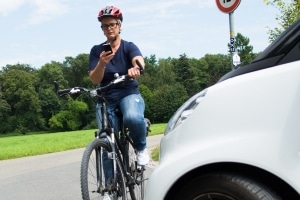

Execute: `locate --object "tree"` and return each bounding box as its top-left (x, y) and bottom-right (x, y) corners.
top-left (0, 91), bottom-right (11, 133)
top-left (155, 58), bottom-right (177, 87)
top-left (150, 84), bottom-right (188, 122)
top-left (201, 54), bottom-right (231, 86)
top-left (173, 54), bottom-right (201, 97)
top-left (38, 61), bottom-right (68, 127)
top-left (188, 58), bottom-right (210, 94)
top-left (62, 54), bottom-right (90, 87)
top-left (1, 63), bottom-right (36, 73)
top-left (139, 84), bottom-right (153, 119)
top-left (139, 55), bottom-right (159, 90)
top-left (49, 98), bottom-right (88, 131)
top-left (264, 0), bottom-right (300, 42)
top-left (144, 54), bottom-right (158, 76)
top-left (0, 66), bottom-right (44, 133)
top-left (39, 61), bottom-right (68, 89)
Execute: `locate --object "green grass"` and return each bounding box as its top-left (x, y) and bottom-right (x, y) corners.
top-left (151, 146), bottom-right (160, 162)
top-left (0, 123), bottom-right (166, 160)
top-left (148, 123), bottom-right (166, 136)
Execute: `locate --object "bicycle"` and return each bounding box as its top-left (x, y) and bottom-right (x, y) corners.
top-left (54, 60), bottom-right (150, 200)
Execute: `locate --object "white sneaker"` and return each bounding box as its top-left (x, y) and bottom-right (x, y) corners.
top-left (137, 148), bottom-right (150, 166)
top-left (103, 192), bottom-right (111, 200)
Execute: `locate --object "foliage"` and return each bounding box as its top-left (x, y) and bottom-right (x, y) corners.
top-left (264, 0), bottom-right (300, 42)
top-left (0, 52), bottom-right (237, 134)
top-left (0, 92), bottom-right (11, 124)
top-left (144, 54), bottom-right (158, 76)
top-left (49, 99), bottom-right (88, 131)
top-left (139, 84), bottom-right (153, 118)
top-left (202, 54), bottom-right (231, 85)
top-left (1, 45), bottom-right (258, 134)
top-left (173, 54), bottom-right (203, 96)
top-left (0, 66), bottom-right (45, 133)
top-left (39, 61), bottom-right (68, 88)
top-left (150, 84), bottom-right (188, 122)
top-left (62, 54), bottom-right (90, 87)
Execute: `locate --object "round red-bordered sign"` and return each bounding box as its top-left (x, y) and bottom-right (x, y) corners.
top-left (216, 0), bottom-right (241, 13)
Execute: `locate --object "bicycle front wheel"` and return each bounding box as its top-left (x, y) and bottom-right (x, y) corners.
top-left (80, 139), bottom-right (127, 200)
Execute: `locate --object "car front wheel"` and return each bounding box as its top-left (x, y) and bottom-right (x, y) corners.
top-left (172, 172), bottom-right (281, 200)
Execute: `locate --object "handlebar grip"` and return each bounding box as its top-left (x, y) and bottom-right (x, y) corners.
top-left (135, 59), bottom-right (144, 74)
top-left (57, 89), bottom-right (71, 96)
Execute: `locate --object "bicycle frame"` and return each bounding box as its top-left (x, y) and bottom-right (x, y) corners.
top-left (95, 91), bottom-right (145, 197)
top-left (95, 92), bottom-right (131, 187)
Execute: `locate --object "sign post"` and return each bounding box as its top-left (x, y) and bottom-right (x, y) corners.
top-left (216, 0), bottom-right (241, 69)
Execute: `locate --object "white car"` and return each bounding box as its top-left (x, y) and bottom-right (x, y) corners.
top-left (145, 18), bottom-right (300, 200)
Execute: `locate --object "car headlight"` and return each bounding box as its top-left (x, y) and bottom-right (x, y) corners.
top-left (164, 89), bottom-right (207, 135)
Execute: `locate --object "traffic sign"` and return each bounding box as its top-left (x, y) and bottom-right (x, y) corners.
top-left (216, 0), bottom-right (241, 13)
top-left (232, 52), bottom-right (241, 66)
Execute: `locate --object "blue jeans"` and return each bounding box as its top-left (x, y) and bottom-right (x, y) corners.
top-left (96, 94), bottom-right (147, 180)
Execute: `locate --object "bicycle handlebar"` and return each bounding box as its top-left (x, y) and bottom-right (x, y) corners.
top-left (54, 60), bottom-right (144, 97)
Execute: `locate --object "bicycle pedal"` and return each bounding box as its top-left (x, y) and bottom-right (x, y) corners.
top-left (126, 174), bottom-right (135, 185)
top-left (137, 165), bottom-right (145, 172)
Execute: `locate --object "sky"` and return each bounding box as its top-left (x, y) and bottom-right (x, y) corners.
top-left (0, 0), bottom-right (279, 69)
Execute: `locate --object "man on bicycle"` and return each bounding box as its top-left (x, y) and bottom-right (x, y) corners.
top-left (88, 5), bottom-right (149, 167)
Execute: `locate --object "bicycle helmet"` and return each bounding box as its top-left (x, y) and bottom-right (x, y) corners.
top-left (98, 6), bottom-right (123, 22)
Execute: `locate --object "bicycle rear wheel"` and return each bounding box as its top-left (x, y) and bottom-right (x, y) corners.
top-left (126, 140), bottom-right (145, 200)
top-left (80, 139), bottom-right (127, 200)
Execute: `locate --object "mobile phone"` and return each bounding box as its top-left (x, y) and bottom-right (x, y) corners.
top-left (103, 43), bottom-right (112, 54)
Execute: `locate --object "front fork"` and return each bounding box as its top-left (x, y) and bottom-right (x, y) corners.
top-left (107, 129), bottom-right (118, 185)
top-left (94, 128), bottom-right (118, 193)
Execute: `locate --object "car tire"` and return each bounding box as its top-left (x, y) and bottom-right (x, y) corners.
top-left (173, 172), bottom-right (281, 200)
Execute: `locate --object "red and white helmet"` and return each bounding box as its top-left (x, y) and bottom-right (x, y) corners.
top-left (98, 6), bottom-right (123, 22)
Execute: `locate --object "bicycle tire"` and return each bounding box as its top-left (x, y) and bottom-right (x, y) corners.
top-left (125, 139), bottom-right (145, 200)
top-left (80, 139), bottom-right (128, 200)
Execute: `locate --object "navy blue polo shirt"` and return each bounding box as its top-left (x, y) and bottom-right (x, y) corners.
top-left (89, 40), bottom-right (142, 101)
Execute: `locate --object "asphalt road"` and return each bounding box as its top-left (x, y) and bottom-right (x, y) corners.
top-left (0, 134), bottom-right (163, 200)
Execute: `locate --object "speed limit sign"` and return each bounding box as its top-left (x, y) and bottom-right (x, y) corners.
top-left (216, 0), bottom-right (241, 13)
